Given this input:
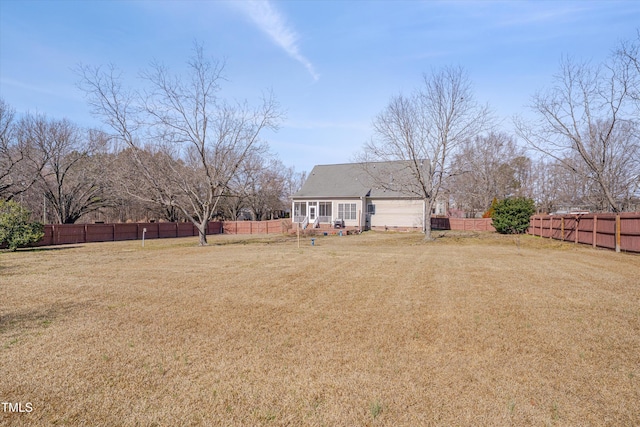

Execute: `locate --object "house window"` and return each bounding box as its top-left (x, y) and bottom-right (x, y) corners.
top-left (319, 202), bottom-right (332, 217)
top-left (337, 203), bottom-right (357, 220)
top-left (294, 202), bottom-right (306, 217)
top-left (367, 204), bottom-right (375, 215)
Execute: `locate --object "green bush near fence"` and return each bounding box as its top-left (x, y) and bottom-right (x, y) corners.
top-left (491, 197), bottom-right (536, 234)
top-left (0, 200), bottom-right (44, 251)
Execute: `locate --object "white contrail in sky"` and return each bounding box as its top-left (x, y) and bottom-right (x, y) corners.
top-left (234, 0), bottom-right (319, 81)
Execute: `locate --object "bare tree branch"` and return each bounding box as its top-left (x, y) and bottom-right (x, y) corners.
top-left (362, 66), bottom-right (491, 239)
top-left (77, 43), bottom-right (283, 245)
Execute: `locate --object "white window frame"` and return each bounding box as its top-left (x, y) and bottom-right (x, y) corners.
top-left (318, 202), bottom-right (332, 217)
top-left (338, 203), bottom-right (357, 220)
top-left (294, 202), bottom-right (306, 217)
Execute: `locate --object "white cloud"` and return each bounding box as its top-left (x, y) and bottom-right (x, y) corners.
top-left (233, 0), bottom-right (319, 81)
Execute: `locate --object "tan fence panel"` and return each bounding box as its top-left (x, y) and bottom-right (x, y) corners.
top-left (221, 219), bottom-right (288, 235)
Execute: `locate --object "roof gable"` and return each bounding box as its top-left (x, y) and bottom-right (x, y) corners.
top-left (293, 161), bottom-right (420, 199)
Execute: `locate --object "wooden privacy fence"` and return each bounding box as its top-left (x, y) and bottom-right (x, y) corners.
top-left (528, 213), bottom-right (640, 253)
top-left (33, 219), bottom-right (292, 247)
top-left (222, 219), bottom-right (292, 235)
top-left (39, 222), bottom-right (223, 246)
top-left (431, 217), bottom-right (496, 232)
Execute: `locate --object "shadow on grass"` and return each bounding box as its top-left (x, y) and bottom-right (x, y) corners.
top-left (0, 302), bottom-right (90, 336)
top-left (208, 235), bottom-right (296, 246)
top-left (11, 245), bottom-right (85, 253)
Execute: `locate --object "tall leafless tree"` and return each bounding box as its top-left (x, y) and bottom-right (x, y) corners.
top-left (362, 66), bottom-right (491, 239)
top-left (0, 99), bottom-right (47, 200)
top-left (78, 44), bottom-right (282, 245)
top-left (23, 115), bottom-right (112, 223)
top-left (515, 55), bottom-right (640, 212)
top-left (243, 155), bottom-right (289, 220)
top-left (449, 132), bottom-right (530, 217)
top-left (617, 30), bottom-right (640, 106)
top-left (0, 99), bottom-right (20, 199)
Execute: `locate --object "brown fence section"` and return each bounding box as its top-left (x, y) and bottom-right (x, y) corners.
top-left (29, 219), bottom-right (290, 247)
top-left (431, 217), bottom-right (495, 232)
top-left (38, 222), bottom-right (223, 246)
top-left (528, 213), bottom-right (640, 253)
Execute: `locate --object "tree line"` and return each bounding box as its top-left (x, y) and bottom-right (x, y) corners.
top-left (1, 46), bottom-right (305, 245)
top-left (0, 100), bottom-right (304, 224)
top-left (363, 32), bottom-right (640, 239)
top-left (2, 35), bottom-right (640, 243)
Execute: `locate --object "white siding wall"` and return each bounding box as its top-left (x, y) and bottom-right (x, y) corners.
top-left (368, 199), bottom-right (423, 229)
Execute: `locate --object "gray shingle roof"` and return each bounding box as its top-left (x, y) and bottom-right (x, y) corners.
top-left (293, 161), bottom-right (421, 199)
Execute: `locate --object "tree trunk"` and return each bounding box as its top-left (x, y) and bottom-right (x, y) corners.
top-left (197, 223), bottom-right (208, 246)
top-left (423, 198), bottom-right (434, 240)
top-left (424, 226), bottom-right (433, 240)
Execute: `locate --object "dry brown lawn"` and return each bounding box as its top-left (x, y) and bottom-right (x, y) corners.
top-left (1, 231), bottom-right (639, 426)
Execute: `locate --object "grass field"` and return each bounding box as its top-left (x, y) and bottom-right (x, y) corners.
top-left (1, 231), bottom-right (639, 426)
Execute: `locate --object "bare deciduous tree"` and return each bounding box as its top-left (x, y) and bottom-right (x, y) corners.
top-left (78, 44), bottom-right (282, 245)
top-left (515, 56), bottom-right (640, 212)
top-left (617, 30), bottom-right (640, 106)
top-left (449, 132), bottom-right (530, 217)
top-left (110, 147), bottom-right (185, 222)
top-left (24, 115), bottom-right (112, 223)
top-left (223, 154), bottom-right (300, 221)
top-left (237, 154), bottom-right (285, 220)
top-left (0, 99), bottom-right (20, 199)
top-left (0, 99), bottom-right (47, 200)
top-left (362, 66), bottom-right (491, 239)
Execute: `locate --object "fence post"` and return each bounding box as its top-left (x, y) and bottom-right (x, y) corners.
top-left (593, 215), bottom-right (597, 248)
top-left (539, 216), bottom-right (543, 236)
top-left (561, 217), bottom-right (565, 241)
top-left (574, 216), bottom-right (579, 244)
top-left (549, 216), bottom-right (553, 239)
top-left (616, 214), bottom-right (621, 253)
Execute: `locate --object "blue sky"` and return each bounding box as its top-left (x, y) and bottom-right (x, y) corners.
top-left (1, 0), bottom-right (639, 175)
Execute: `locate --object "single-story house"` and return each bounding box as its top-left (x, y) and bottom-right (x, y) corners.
top-left (291, 161), bottom-right (448, 231)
